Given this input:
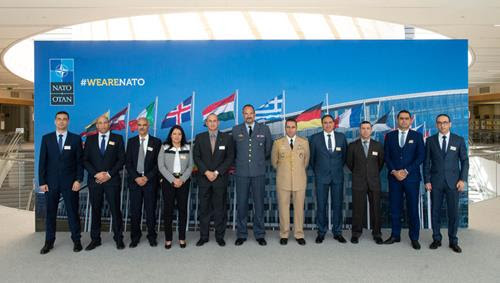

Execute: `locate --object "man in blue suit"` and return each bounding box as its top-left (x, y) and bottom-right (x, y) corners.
top-left (424, 114), bottom-right (468, 253)
top-left (38, 111), bottom-right (84, 254)
top-left (384, 110), bottom-right (425, 249)
top-left (309, 114), bottom-right (348, 244)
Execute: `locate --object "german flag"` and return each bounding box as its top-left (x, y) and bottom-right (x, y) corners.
top-left (295, 102), bottom-right (323, 131)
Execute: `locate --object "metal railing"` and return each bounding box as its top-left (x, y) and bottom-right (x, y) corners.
top-left (468, 145), bottom-right (500, 202)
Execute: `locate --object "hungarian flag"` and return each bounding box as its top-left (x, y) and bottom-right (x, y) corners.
top-left (129, 101), bottom-right (155, 132)
top-left (80, 111), bottom-right (109, 137)
top-left (109, 106), bottom-right (128, 131)
top-left (296, 102), bottom-right (323, 131)
top-left (202, 93), bottom-right (235, 122)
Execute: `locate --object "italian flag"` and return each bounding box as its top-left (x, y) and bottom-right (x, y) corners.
top-left (296, 102), bottom-right (323, 131)
top-left (129, 101), bottom-right (155, 132)
top-left (202, 92), bottom-right (235, 121)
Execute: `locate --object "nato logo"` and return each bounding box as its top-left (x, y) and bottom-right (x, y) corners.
top-left (49, 58), bottom-right (74, 105)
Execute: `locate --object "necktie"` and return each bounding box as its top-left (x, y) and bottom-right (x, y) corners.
top-left (290, 138), bottom-right (294, 150)
top-left (100, 135), bottom-right (106, 156)
top-left (248, 125), bottom-right (253, 137)
top-left (58, 134), bottom-right (63, 153)
top-left (327, 134), bottom-right (333, 152)
top-left (399, 131), bottom-right (406, 148)
top-left (210, 134), bottom-right (216, 153)
top-left (137, 138), bottom-right (145, 173)
top-left (441, 135), bottom-right (447, 156)
top-left (363, 140), bottom-right (369, 157)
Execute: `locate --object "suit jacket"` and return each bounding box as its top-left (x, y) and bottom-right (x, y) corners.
top-left (83, 132), bottom-right (125, 187)
top-left (271, 136), bottom-right (310, 191)
top-left (125, 135), bottom-right (162, 186)
top-left (423, 133), bottom-right (469, 188)
top-left (309, 131), bottom-right (347, 184)
top-left (346, 138), bottom-right (384, 191)
top-left (157, 144), bottom-right (193, 183)
top-left (232, 122), bottom-right (272, 177)
top-left (193, 131), bottom-right (234, 187)
top-left (384, 129), bottom-right (425, 183)
top-left (38, 131), bottom-right (83, 189)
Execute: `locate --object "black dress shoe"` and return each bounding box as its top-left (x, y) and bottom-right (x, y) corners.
top-left (383, 237), bottom-right (401, 245)
top-left (449, 244), bottom-right (462, 253)
top-left (40, 242), bottom-right (54, 254)
top-left (180, 241), bottom-right (187, 248)
top-left (116, 240), bottom-right (125, 250)
top-left (235, 238), bottom-right (246, 246)
top-left (216, 239), bottom-right (226, 247)
top-left (85, 240), bottom-right (101, 251)
top-left (196, 239), bottom-right (209, 247)
top-left (73, 241), bottom-right (83, 252)
top-left (350, 237), bottom-right (359, 244)
top-left (411, 240), bottom-right (421, 250)
top-left (429, 240), bottom-right (442, 250)
top-left (148, 239), bottom-right (158, 247)
top-left (374, 237), bottom-right (383, 245)
top-left (315, 235), bottom-right (324, 244)
top-left (334, 235), bottom-right (347, 243)
top-left (256, 238), bottom-right (267, 246)
top-left (164, 242), bottom-right (172, 249)
top-left (280, 238), bottom-right (288, 245)
top-left (296, 238), bottom-right (306, 246)
top-left (129, 241), bottom-right (139, 248)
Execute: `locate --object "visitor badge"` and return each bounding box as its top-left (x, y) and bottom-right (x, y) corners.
top-left (450, 146), bottom-right (457, 151)
top-left (219, 146), bottom-right (226, 150)
top-left (336, 147), bottom-right (341, 151)
top-left (147, 147), bottom-right (153, 151)
top-left (372, 151), bottom-right (378, 156)
top-left (64, 145), bottom-right (71, 150)
top-left (108, 141), bottom-right (115, 146)
top-left (408, 140), bottom-right (414, 144)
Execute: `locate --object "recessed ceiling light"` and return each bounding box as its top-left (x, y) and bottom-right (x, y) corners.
top-left (494, 24), bottom-right (500, 27)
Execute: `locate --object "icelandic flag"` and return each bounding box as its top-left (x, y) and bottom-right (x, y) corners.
top-left (161, 96), bottom-right (192, 129)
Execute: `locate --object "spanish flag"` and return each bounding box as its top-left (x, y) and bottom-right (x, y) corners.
top-left (296, 102), bottom-right (323, 131)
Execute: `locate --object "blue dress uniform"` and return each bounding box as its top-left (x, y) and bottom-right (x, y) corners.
top-left (384, 129), bottom-right (425, 241)
top-left (232, 122), bottom-right (272, 240)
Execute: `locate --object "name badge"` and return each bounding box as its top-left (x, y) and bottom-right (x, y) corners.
top-left (372, 151), bottom-right (378, 156)
top-left (238, 134), bottom-right (244, 138)
top-left (64, 145), bottom-right (71, 150)
top-left (335, 147), bottom-right (341, 151)
top-left (180, 155), bottom-right (187, 160)
top-left (108, 141), bottom-right (115, 146)
top-left (450, 146), bottom-right (457, 151)
top-left (219, 145), bottom-right (226, 150)
top-left (408, 140), bottom-right (414, 144)
top-left (147, 147), bottom-right (153, 151)
top-left (257, 134), bottom-right (264, 138)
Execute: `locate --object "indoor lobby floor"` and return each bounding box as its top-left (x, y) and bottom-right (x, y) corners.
top-left (1, 198), bottom-right (499, 283)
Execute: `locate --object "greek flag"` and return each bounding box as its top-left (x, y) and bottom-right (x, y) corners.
top-left (255, 94), bottom-right (283, 123)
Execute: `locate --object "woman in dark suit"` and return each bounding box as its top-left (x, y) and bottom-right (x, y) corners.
top-left (158, 125), bottom-right (193, 249)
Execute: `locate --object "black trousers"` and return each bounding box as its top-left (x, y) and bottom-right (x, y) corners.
top-left (198, 185), bottom-right (227, 240)
top-left (129, 182), bottom-right (158, 242)
top-left (161, 179), bottom-right (190, 241)
top-left (351, 184), bottom-right (381, 238)
top-left (89, 183), bottom-right (123, 242)
top-left (45, 185), bottom-right (81, 243)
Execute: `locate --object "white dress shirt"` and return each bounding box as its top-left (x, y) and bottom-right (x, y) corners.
top-left (438, 131), bottom-right (451, 151)
top-left (99, 131), bottom-right (110, 151)
top-left (55, 130), bottom-right (68, 147)
top-left (246, 122), bottom-right (255, 135)
top-left (138, 134), bottom-right (149, 156)
top-left (323, 131), bottom-right (336, 151)
top-left (287, 135), bottom-right (297, 148)
top-left (172, 147), bottom-right (182, 174)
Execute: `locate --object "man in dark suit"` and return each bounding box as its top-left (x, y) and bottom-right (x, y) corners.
top-left (384, 110), bottom-right (425, 250)
top-left (232, 104), bottom-right (272, 246)
top-left (346, 121), bottom-right (384, 244)
top-left (424, 114), bottom-right (468, 253)
top-left (125, 117), bottom-right (162, 248)
top-left (193, 113), bottom-right (234, 247)
top-left (38, 111), bottom-right (84, 254)
top-left (83, 115), bottom-right (126, 250)
top-left (309, 114), bottom-right (348, 244)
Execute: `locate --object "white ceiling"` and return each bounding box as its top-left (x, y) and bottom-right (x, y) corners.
top-left (1, 0), bottom-right (500, 91)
